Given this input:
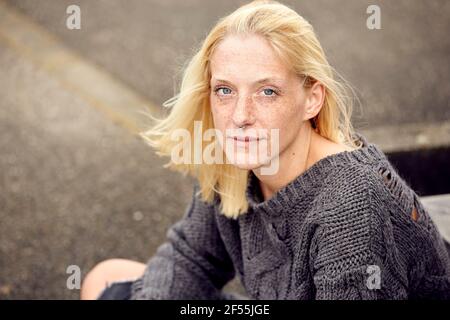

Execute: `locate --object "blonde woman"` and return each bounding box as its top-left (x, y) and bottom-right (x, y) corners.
top-left (81, 0), bottom-right (450, 300)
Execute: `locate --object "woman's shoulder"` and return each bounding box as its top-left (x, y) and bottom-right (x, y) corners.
top-left (322, 153), bottom-right (439, 251)
top-left (316, 143), bottom-right (419, 222)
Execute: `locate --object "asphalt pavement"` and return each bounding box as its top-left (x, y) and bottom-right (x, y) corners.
top-left (0, 0), bottom-right (449, 299)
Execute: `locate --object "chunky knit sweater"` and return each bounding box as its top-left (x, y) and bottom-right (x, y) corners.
top-left (130, 133), bottom-right (450, 300)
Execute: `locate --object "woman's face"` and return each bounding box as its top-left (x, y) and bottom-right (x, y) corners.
top-left (209, 33), bottom-right (309, 171)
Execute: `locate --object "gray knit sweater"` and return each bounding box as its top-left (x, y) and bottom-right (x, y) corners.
top-left (130, 133), bottom-right (450, 299)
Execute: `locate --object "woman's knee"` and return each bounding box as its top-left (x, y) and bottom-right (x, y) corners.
top-left (80, 259), bottom-right (145, 300)
top-left (80, 259), bottom-right (114, 300)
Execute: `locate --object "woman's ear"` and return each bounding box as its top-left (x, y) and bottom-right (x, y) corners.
top-left (303, 81), bottom-right (325, 121)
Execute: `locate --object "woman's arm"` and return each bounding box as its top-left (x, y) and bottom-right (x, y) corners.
top-left (130, 182), bottom-right (235, 300)
top-left (311, 167), bottom-right (410, 300)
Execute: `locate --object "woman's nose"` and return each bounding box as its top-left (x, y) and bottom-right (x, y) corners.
top-left (232, 95), bottom-right (254, 128)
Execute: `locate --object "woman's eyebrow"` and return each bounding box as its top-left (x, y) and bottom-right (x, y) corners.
top-left (254, 77), bottom-right (285, 85)
top-left (211, 77), bottom-right (285, 85)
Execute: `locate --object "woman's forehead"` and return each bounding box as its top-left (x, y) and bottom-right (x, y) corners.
top-left (212, 35), bottom-right (283, 62)
top-left (209, 34), bottom-right (296, 80)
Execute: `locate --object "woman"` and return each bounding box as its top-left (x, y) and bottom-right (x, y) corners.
top-left (81, 0), bottom-right (450, 300)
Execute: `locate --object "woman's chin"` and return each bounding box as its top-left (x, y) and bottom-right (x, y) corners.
top-left (226, 154), bottom-right (276, 172)
top-left (224, 153), bottom-right (258, 170)
top-left (230, 161), bottom-right (261, 171)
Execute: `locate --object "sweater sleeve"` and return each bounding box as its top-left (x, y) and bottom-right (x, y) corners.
top-left (311, 169), bottom-right (410, 300)
top-left (129, 183), bottom-right (236, 300)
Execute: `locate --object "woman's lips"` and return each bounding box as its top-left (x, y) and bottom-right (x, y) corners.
top-left (227, 136), bottom-right (266, 147)
top-left (232, 136), bottom-right (260, 142)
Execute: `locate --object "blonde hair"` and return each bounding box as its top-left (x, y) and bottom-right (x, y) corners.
top-left (140, 0), bottom-right (362, 219)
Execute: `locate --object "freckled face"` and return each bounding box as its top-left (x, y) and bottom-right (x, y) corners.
top-left (209, 34), bottom-right (308, 170)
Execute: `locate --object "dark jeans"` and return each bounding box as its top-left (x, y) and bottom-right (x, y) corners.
top-left (97, 280), bottom-right (134, 300)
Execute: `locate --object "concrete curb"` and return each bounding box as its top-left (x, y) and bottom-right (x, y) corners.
top-left (422, 194), bottom-right (450, 242)
top-left (361, 121), bottom-right (450, 153)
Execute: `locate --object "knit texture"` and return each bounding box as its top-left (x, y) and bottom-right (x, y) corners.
top-left (129, 132), bottom-right (450, 300)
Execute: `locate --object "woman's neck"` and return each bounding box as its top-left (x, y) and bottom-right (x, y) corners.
top-left (253, 123), bottom-right (314, 201)
top-left (253, 125), bottom-right (355, 201)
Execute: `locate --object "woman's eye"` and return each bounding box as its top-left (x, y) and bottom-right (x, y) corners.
top-left (216, 87), bottom-right (232, 95)
top-left (262, 88), bottom-right (276, 96)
